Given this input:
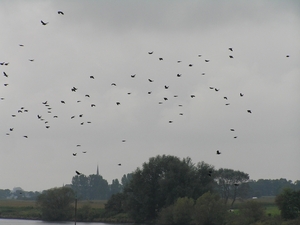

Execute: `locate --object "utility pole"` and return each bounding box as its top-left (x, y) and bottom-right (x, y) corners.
top-left (74, 196), bottom-right (77, 225)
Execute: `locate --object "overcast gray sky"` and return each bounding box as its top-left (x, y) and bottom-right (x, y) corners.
top-left (0, 0), bottom-right (299, 192)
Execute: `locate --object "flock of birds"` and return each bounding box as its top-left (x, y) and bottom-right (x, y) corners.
top-left (1, 9), bottom-right (291, 179)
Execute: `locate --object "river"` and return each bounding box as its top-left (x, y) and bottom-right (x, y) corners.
top-left (0, 219), bottom-right (133, 225)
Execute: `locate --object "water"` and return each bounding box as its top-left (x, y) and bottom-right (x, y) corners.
top-left (0, 219), bottom-right (131, 225)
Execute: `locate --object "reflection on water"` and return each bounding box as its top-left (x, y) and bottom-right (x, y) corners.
top-left (0, 219), bottom-right (131, 225)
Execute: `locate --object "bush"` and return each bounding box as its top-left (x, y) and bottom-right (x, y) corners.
top-left (36, 187), bottom-right (75, 221)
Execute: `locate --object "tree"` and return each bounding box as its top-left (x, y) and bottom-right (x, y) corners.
top-left (109, 179), bottom-right (122, 197)
top-left (123, 155), bottom-right (215, 223)
top-left (36, 187), bottom-right (75, 221)
top-left (158, 197), bottom-right (194, 225)
top-left (276, 188), bottom-right (300, 220)
top-left (238, 201), bottom-right (265, 224)
top-left (215, 168), bottom-right (249, 206)
top-left (193, 192), bottom-right (227, 225)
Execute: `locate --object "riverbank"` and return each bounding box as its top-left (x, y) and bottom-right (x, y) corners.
top-left (0, 200), bottom-right (133, 223)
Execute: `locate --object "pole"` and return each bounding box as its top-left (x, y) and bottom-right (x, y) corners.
top-left (74, 197), bottom-right (77, 225)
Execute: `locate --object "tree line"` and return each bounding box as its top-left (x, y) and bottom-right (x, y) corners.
top-left (35, 155), bottom-right (300, 224)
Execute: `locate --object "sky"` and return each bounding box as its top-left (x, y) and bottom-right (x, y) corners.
top-left (0, 0), bottom-right (299, 192)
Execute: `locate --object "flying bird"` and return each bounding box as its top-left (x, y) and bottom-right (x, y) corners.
top-left (205, 59), bottom-right (210, 62)
top-left (41, 20), bottom-right (48, 25)
top-left (76, 171), bottom-right (81, 175)
top-left (247, 110), bottom-right (252, 113)
top-left (229, 48), bottom-right (233, 51)
top-left (164, 85), bottom-right (169, 89)
top-left (90, 76), bottom-right (95, 79)
top-left (131, 74), bottom-right (136, 78)
top-left (229, 55), bottom-right (234, 59)
top-left (230, 129), bottom-right (235, 131)
top-left (148, 51), bottom-right (153, 54)
top-left (216, 150), bottom-right (221, 155)
top-left (71, 87), bottom-right (77, 92)
top-left (19, 44), bottom-right (24, 47)
top-left (189, 64), bottom-right (193, 67)
top-left (85, 94), bottom-right (90, 97)
top-left (61, 100), bottom-right (65, 104)
top-left (23, 136), bottom-right (28, 138)
top-left (91, 104), bottom-right (96, 107)
top-left (215, 88), bottom-right (219, 91)
top-left (177, 74), bottom-right (182, 77)
top-left (116, 102), bottom-right (120, 105)
top-left (3, 72), bottom-right (8, 77)
top-left (159, 58), bottom-right (163, 60)
top-left (148, 79), bottom-right (153, 82)
top-left (73, 153), bottom-right (77, 156)
top-left (58, 11), bottom-right (64, 15)
top-left (224, 97), bottom-right (228, 100)
top-left (111, 83), bottom-right (116, 86)
top-left (29, 59), bottom-right (34, 61)
top-left (118, 163), bottom-right (121, 166)
top-left (191, 95), bottom-right (195, 98)
top-left (240, 93), bottom-right (244, 97)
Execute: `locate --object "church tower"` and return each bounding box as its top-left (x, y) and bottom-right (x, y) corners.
top-left (96, 164), bottom-right (99, 176)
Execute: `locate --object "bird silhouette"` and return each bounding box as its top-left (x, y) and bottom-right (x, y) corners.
top-left (240, 93), bottom-right (244, 97)
top-left (131, 74), bottom-right (136, 78)
top-left (148, 79), bottom-right (153, 82)
top-left (61, 100), bottom-right (65, 104)
top-left (189, 64), bottom-right (193, 67)
top-left (164, 85), bottom-right (169, 89)
top-left (191, 95), bottom-right (195, 98)
top-left (216, 150), bottom-right (221, 155)
top-left (3, 72), bottom-right (8, 77)
top-left (85, 94), bottom-right (90, 97)
top-left (224, 97), bottom-right (228, 100)
top-left (73, 153), bottom-right (77, 156)
top-left (29, 59), bottom-right (34, 61)
top-left (118, 163), bottom-right (121, 166)
top-left (229, 48), bottom-right (233, 51)
top-left (82, 151), bottom-right (87, 153)
top-left (159, 58), bottom-right (163, 60)
top-left (91, 104), bottom-right (96, 107)
top-left (247, 110), bottom-right (252, 113)
top-left (90, 76), bottom-right (95, 79)
top-left (71, 87), bottom-right (77, 92)
top-left (148, 51), bottom-right (153, 54)
top-left (23, 136), bottom-right (28, 138)
top-left (205, 59), bottom-right (210, 62)
top-left (58, 11), bottom-right (64, 15)
top-left (177, 74), bottom-right (182, 77)
top-left (215, 88), bottom-right (219, 91)
top-left (111, 83), bottom-right (116, 86)
top-left (76, 171), bottom-right (81, 175)
top-left (41, 20), bottom-right (48, 25)
top-left (230, 129), bottom-right (235, 131)
top-left (229, 55), bottom-right (234, 59)
top-left (116, 102), bottom-right (120, 105)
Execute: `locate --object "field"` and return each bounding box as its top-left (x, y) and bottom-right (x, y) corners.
top-left (231, 196), bottom-right (280, 216)
top-left (0, 199), bottom-right (107, 219)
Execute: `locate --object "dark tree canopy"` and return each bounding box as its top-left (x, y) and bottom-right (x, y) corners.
top-left (276, 188), bottom-right (300, 220)
top-left (123, 155), bottom-right (215, 222)
top-left (36, 186), bottom-right (75, 221)
top-left (215, 168), bottom-right (249, 206)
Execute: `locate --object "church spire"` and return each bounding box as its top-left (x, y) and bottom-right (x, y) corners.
top-left (96, 164), bottom-right (99, 176)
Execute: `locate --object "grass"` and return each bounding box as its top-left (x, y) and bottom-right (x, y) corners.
top-left (230, 196), bottom-right (280, 217)
top-left (0, 199), bottom-right (107, 220)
